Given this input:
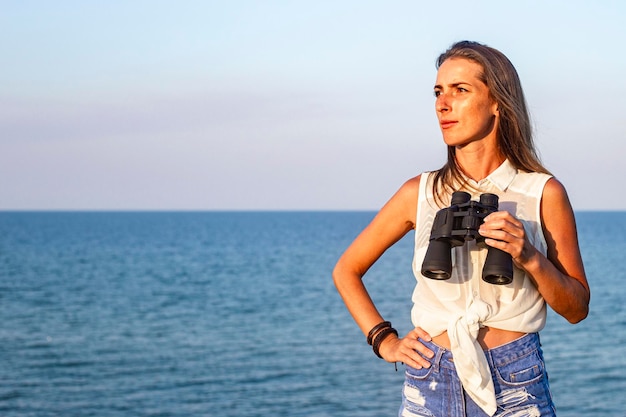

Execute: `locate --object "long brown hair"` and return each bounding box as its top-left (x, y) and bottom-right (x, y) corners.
top-left (431, 41), bottom-right (550, 203)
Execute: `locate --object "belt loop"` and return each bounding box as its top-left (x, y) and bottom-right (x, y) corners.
top-left (431, 343), bottom-right (444, 373)
top-left (419, 338), bottom-right (444, 372)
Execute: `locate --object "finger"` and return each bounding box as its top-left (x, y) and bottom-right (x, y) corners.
top-left (404, 337), bottom-right (434, 358)
top-left (403, 354), bottom-right (432, 369)
top-left (406, 328), bottom-right (435, 358)
top-left (395, 333), bottom-right (435, 368)
top-left (481, 220), bottom-right (525, 241)
top-left (400, 342), bottom-right (434, 369)
top-left (482, 229), bottom-right (519, 243)
top-left (483, 211), bottom-right (509, 223)
top-left (412, 327), bottom-right (432, 341)
top-left (484, 211), bottom-right (523, 231)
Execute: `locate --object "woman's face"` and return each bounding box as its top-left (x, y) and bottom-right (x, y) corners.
top-left (434, 58), bottom-right (499, 148)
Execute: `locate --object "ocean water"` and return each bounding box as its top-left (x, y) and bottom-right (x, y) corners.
top-left (0, 211), bottom-right (624, 416)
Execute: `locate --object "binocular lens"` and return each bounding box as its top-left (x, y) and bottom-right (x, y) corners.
top-left (482, 247), bottom-right (513, 285)
top-left (421, 240), bottom-right (452, 280)
top-left (483, 274), bottom-right (513, 285)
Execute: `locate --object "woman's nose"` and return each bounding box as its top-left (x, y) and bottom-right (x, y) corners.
top-left (436, 94), bottom-right (449, 113)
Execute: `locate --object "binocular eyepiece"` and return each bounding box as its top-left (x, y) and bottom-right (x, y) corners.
top-left (420, 191), bottom-right (513, 285)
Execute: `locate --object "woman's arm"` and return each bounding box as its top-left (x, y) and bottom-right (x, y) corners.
top-left (332, 175), bottom-right (434, 368)
top-left (479, 178), bottom-right (590, 323)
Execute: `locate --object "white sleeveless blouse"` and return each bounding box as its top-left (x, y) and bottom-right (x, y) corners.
top-left (411, 159), bottom-right (552, 415)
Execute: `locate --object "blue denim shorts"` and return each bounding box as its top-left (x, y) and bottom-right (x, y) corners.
top-left (399, 333), bottom-right (556, 417)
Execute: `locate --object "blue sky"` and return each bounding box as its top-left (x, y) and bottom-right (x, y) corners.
top-left (1, 1), bottom-right (624, 210)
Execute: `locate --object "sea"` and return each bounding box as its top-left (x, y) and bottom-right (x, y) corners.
top-left (0, 211), bottom-right (624, 417)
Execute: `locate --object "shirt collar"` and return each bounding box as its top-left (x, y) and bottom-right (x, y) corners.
top-left (467, 159), bottom-right (517, 192)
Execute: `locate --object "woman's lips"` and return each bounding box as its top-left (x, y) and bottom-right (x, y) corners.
top-left (440, 120), bottom-right (457, 129)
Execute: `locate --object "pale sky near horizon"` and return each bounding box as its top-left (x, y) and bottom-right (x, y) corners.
top-left (2, 1), bottom-right (625, 211)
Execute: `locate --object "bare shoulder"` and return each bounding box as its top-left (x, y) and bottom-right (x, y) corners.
top-left (543, 177), bottom-right (569, 201)
top-left (541, 177), bottom-right (573, 215)
top-left (374, 174), bottom-right (422, 231)
top-left (392, 174), bottom-right (422, 211)
top-left (540, 177), bottom-right (579, 244)
top-left (399, 174), bottom-right (422, 197)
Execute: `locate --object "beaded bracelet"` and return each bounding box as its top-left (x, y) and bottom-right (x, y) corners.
top-left (366, 321), bottom-right (391, 345)
top-left (372, 327), bottom-right (398, 359)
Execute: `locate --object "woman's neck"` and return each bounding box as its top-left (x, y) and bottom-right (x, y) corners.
top-left (454, 145), bottom-right (505, 182)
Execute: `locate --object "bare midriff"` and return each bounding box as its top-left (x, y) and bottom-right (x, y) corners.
top-left (432, 327), bottom-right (527, 351)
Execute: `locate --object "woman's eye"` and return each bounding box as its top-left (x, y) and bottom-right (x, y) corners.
top-left (457, 87), bottom-right (468, 93)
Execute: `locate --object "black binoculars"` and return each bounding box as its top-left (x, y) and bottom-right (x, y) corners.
top-left (420, 191), bottom-right (513, 285)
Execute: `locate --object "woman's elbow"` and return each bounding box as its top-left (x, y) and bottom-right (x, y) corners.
top-left (566, 294), bottom-right (590, 324)
top-left (567, 307), bottom-right (588, 324)
top-left (332, 261), bottom-right (348, 290)
top-left (332, 264), bottom-right (343, 288)
top-left (332, 260), bottom-right (363, 292)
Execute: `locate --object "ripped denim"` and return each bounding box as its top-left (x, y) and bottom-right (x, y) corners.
top-left (399, 333), bottom-right (556, 417)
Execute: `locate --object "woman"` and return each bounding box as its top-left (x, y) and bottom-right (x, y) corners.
top-left (333, 41), bottom-right (589, 416)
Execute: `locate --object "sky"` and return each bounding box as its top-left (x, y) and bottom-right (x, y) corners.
top-left (1, 0), bottom-right (625, 211)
